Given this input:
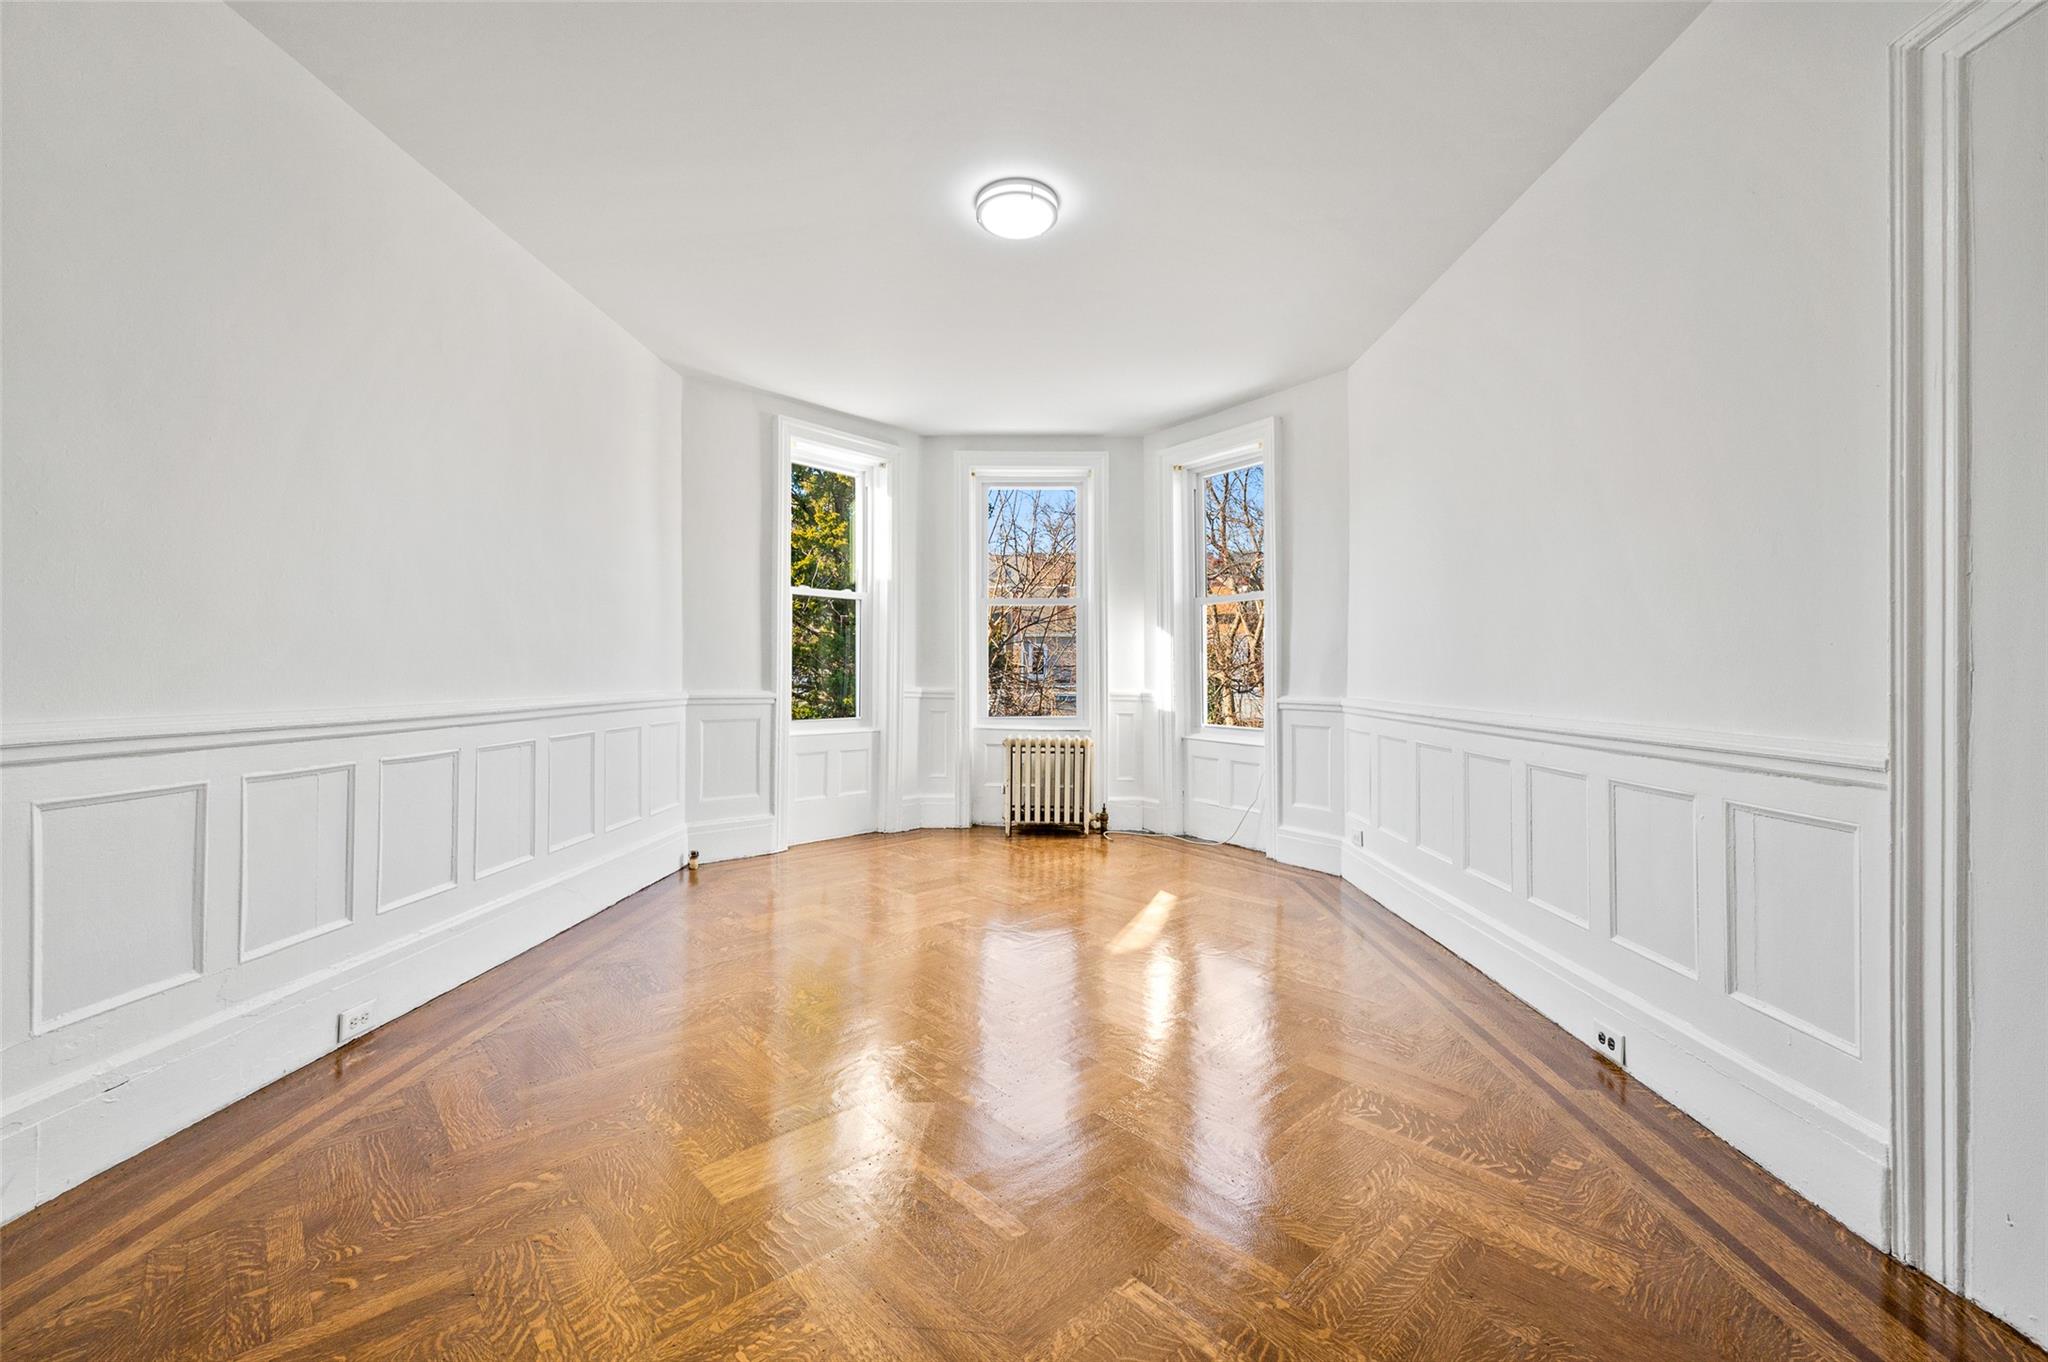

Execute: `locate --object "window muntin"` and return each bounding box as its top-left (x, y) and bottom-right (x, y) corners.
top-left (982, 483), bottom-right (1082, 719)
top-left (790, 460), bottom-right (861, 721)
top-left (1199, 462), bottom-right (1265, 729)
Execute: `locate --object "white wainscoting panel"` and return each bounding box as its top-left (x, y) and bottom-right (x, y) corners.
top-left (1340, 698), bottom-right (1889, 1244)
top-left (647, 722), bottom-right (682, 816)
top-left (547, 732), bottom-right (598, 853)
top-left (1527, 765), bottom-right (1591, 925)
top-left (31, 784), bottom-right (207, 1032)
top-left (0, 695), bottom-right (687, 1221)
top-left (242, 764), bottom-right (354, 958)
top-left (1106, 692), bottom-right (1152, 832)
top-left (1183, 733), bottom-right (1263, 848)
top-left (899, 689), bottom-right (960, 829)
top-left (1375, 735), bottom-right (1414, 843)
top-left (787, 727), bottom-right (878, 844)
top-left (604, 726), bottom-right (644, 832)
top-left (474, 741), bottom-right (538, 880)
top-left (1463, 753), bottom-right (1513, 892)
top-left (377, 751), bottom-right (459, 913)
top-left (682, 692), bottom-right (775, 862)
top-left (1272, 698), bottom-right (1344, 872)
top-left (1610, 782), bottom-right (1699, 976)
top-left (1416, 743), bottom-right (1458, 864)
top-left (1728, 804), bottom-right (1860, 1053)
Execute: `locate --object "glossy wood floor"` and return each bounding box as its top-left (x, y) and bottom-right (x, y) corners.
top-left (3, 830), bottom-right (2040, 1361)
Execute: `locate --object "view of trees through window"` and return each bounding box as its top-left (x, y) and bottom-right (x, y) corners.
top-left (790, 462), bottom-right (858, 720)
top-left (984, 485), bottom-right (1079, 717)
top-left (1202, 463), bottom-right (1264, 727)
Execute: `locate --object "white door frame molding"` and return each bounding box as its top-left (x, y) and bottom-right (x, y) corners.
top-left (1887, 0), bottom-right (2045, 1287)
top-left (772, 416), bottom-right (903, 850)
top-left (1155, 417), bottom-right (1282, 852)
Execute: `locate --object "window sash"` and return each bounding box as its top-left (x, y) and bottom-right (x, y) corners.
top-left (978, 477), bottom-right (1088, 723)
top-left (979, 483), bottom-right (1082, 602)
top-left (1191, 455), bottom-right (1266, 732)
top-left (789, 457), bottom-right (868, 724)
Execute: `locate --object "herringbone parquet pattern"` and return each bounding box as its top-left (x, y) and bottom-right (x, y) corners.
top-left (2, 830), bottom-right (2039, 1360)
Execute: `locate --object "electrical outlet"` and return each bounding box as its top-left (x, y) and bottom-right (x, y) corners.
top-left (338, 1002), bottom-right (375, 1044)
top-left (1592, 1022), bottom-right (1627, 1068)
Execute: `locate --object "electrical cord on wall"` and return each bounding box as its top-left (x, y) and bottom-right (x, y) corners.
top-left (1121, 762), bottom-right (1266, 850)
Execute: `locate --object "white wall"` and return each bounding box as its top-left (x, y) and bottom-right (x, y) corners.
top-left (1339, 1), bottom-right (1920, 1246)
top-left (676, 372), bottom-right (920, 857)
top-left (2, 6), bottom-right (683, 726)
top-left (0, 3), bottom-right (688, 1219)
top-left (1957, 3), bottom-right (2048, 1339)
top-left (1348, 2), bottom-right (1916, 749)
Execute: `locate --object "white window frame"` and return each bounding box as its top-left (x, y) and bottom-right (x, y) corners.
top-left (1157, 418), bottom-right (1282, 847)
top-left (785, 446), bottom-right (872, 730)
top-left (1187, 449), bottom-right (1270, 737)
top-left (956, 450), bottom-right (1106, 823)
top-left (968, 464), bottom-right (1097, 730)
top-left (774, 417), bottom-right (900, 845)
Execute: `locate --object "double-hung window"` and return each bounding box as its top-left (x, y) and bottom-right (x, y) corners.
top-left (789, 458), bottom-right (864, 721)
top-left (1197, 460), bottom-right (1265, 728)
top-left (981, 481), bottom-right (1082, 719)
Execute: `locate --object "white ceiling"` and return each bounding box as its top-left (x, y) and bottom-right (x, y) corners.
top-left (234, 2), bottom-right (1703, 435)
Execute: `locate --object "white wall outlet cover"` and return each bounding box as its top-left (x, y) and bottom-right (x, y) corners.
top-left (338, 1002), bottom-right (375, 1043)
top-left (1592, 1023), bottom-right (1627, 1067)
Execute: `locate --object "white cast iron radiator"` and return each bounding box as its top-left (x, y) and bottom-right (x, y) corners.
top-left (1003, 735), bottom-right (1097, 835)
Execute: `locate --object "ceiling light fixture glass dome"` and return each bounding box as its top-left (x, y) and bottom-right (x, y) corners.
top-left (974, 177), bottom-right (1060, 240)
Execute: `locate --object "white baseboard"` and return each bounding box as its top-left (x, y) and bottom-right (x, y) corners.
top-left (1106, 796), bottom-right (1156, 832)
top-left (2, 828), bottom-right (687, 1222)
top-left (689, 813), bottom-right (777, 863)
top-left (1271, 823), bottom-right (1344, 874)
top-left (1340, 842), bottom-right (1889, 1246)
top-left (899, 795), bottom-right (964, 830)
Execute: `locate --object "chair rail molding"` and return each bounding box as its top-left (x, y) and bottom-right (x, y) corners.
top-left (1886, 0), bottom-right (2046, 1290)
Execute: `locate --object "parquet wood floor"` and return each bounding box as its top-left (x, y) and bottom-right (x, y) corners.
top-left (2, 830), bottom-right (2040, 1360)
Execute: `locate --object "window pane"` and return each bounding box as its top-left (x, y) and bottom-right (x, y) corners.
top-left (1204, 599), bottom-right (1264, 728)
top-left (790, 463), bottom-right (856, 591)
top-left (1203, 464), bottom-right (1264, 596)
top-left (792, 596), bottom-right (858, 720)
top-left (987, 604), bottom-right (1078, 717)
top-left (985, 486), bottom-right (1077, 599)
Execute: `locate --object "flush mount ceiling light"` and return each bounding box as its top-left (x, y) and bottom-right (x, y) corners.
top-left (974, 177), bottom-right (1060, 240)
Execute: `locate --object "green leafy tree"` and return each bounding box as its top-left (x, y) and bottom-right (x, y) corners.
top-left (790, 465), bottom-right (857, 719)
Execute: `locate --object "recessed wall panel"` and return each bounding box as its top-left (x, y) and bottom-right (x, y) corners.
top-left (841, 745), bottom-right (872, 796)
top-left (379, 751), bottom-right (458, 911)
top-left (647, 722), bottom-right (682, 814)
top-left (699, 718), bottom-right (760, 801)
top-left (475, 741), bottom-right (537, 878)
top-left (548, 732), bottom-right (597, 850)
top-left (1527, 766), bottom-right (1590, 924)
top-left (604, 727), bottom-right (643, 830)
top-left (243, 765), bottom-right (353, 956)
top-left (1416, 744), bottom-right (1456, 862)
top-left (1729, 806), bottom-right (1859, 1049)
top-left (795, 749), bottom-right (829, 801)
top-left (1288, 722), bottom-right (1332, 814)
top-left (1376, 737), bottom-right (1413, 842)
top-left (1463, 753), bottom-right (1512, 890)
top-left (33, 784), bottom-right (206, 1029)
top-left (1611, 783), bottom-right (1696, 974)
top-left (1346, 730), bottom-right (1372, 821)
